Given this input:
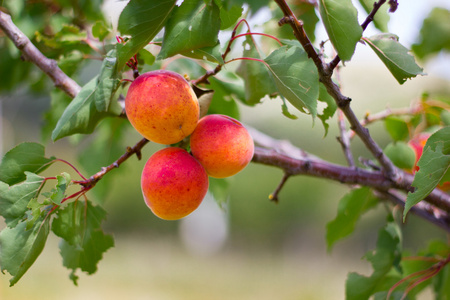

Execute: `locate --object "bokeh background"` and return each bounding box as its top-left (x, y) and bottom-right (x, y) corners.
top-left (1, 1), bottom-right (450, 299)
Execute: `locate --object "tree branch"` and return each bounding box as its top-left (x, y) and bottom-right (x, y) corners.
top-left (0, 11), bottom-right (81, 98)
top-left (249, 127), bottom-right (450, 231)
top-left (274, 0), bottom-right (400, 182)
top-left (375, 190), bottom-right (450, 233)
top-left (75, 138), bottom-right (149, 188)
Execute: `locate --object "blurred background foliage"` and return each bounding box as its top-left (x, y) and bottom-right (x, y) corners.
top-left (1, 0), bottom-right (450, 299)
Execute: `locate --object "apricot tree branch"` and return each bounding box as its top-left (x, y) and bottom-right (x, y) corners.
top-left (251, 146), bottom-right (450, 230)
top-left (0, 11), bottom-right (81, 98)
top-left (274, 0), bottom-right (399, 182)
top-left (249, 126), bottom-right (450, 230)
top-left (375, 190), bottom-right (450, 233)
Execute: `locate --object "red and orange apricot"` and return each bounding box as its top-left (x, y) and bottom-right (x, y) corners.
top-left (141, 147), bottom-right (209, 220)
top-left (125, 70), bottom-right (199, 145)
top-left (190, 114), bottom-right (254, 178)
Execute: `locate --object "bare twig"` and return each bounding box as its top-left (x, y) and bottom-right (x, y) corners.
top-left (0, 11), bottom-right (81, 98)
top-left (269, 173), bottom-right (291, 203)
top-left (337, 109), bottom-right (355, 168)
top-left (348, 105), bottom-right (421, 139)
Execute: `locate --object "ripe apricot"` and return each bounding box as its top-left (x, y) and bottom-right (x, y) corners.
top-left (141, 147), bottom-right (209, 220)
top-left (190, 114), bottom-right (254, 178)
top-left (125, 70), bottom-right (199, 145)
top-left (408, 132), bottom-right (431, 172)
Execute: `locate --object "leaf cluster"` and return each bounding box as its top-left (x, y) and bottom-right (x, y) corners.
top-left (0, 143), bottom-right (113, 286)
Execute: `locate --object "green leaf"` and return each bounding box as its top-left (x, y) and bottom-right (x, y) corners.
top-left (95, 49), bottom-right (121, 112)
top-left (326, 187), bottom-right (378, 251)
top-left (26, 196), bottom-right (51, 230)
top-left (49, 172), bottom-right (71, 205)
top-left (434, 261), bottom-right (450, 299)
top-left (51, 75), bottom-right (122, 141)
top-left (138, 47), bottom-right (156, 66)
top-left (364, 34), bottom-right (425, 84)
top-left (358, 0), bottom-right (390, 32)
top-left (0, 142), bottom-right (54, 185)
top-left (345, 220), bottom-right (402, 300)
top-left (42, 90), bottom-right (72, 141)
top-left (318, 82), bottom-right (337, 136)
top-left (117, 0), bottom-right (176, 70)
top-left (0, 172), bottom-right (45, 228)
top-left (229, 0), bottom-right (269, 13)
top-left (280, 95), bottom-right (298, 120)
top-left (384, 142), bottom-right (416, 170)
top-left (207, 76), bottom-right (244, 119)
top-left (158, 0), bottom-right (221, 60)
top-left (435, 267), bottom-right (450, 299)
top-left (52, 200), bottom-right (114, 285)
top-left (209, 178), bottom-right (230, 209)
top-left (412, 7), bottom-right (450, 60)
top-left (219, 4), bottom-right (243, 30)
top-left (180, 42), bottom-right (224, 64)
top-left (0, 217), bottom-right (50, 286)
top-left (264, 46), bottom-right (319, 117)
top-left (296, 3), bottom-right (320, 43)
top-left (318, 0), bottom-right (363, 61)
top-left (35, 24), bottom-right (90, 54)
top-left (92, 20), bottom-right (111, 41)
top-left (404, 127), bottom-right (450, 220)
top-left (58, 50), bottom-right (85, 77)
top-left (384, 116), bottom-right (409, 141)
top-left (236, 35), bottom-right (278, 105)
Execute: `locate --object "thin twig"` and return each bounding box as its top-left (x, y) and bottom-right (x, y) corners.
top-left (269, 173), bottom-right (291, 203)
top-left (337, 110), bottom-right (355, 167)
top-left (74, 138), bottom-right (149, 188)
top-left (348, 105), bottom-right (422, 139)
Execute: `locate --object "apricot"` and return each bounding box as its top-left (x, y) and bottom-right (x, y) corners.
top-left (190, 114), bottom-right (254, 178)
top-left (141, 147), bottom-right (209, 220)
top-left (408, 132), bottom-right (431, 172)
top-left (125, 70), bottom-right (199, 145)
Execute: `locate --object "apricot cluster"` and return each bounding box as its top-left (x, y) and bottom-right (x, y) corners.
top-left (125, 70), bottom-right (254, 220)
